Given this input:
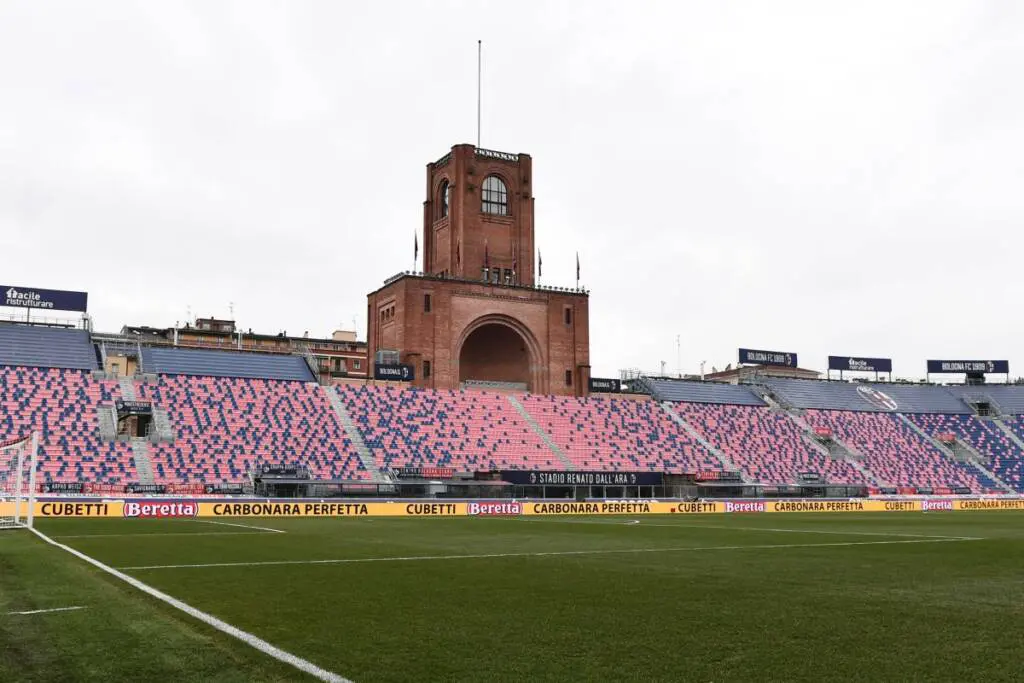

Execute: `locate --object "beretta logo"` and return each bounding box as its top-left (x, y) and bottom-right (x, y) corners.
top-left (856, 385), bottom-right (899, 411)
top-left (724, 501), bottom-right (765, 513)
top-left (921, 499), bottom-right (954, 512)
top-left (467, 501), bottom-right (523, 516)
top-left (123, 501), bottom-right (198, 519)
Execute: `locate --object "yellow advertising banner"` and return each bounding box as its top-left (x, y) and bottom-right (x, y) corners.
top-left (955, 499), bottom-right (1024, 511)
top-left (3, 497), bottom-right (1023, 519)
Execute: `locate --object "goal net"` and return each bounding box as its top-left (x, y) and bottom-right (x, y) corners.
top-left (0, 433), bottom-right (39, 530)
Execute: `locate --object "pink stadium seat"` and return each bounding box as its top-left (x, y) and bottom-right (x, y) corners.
top-left (337, 385), bottom-right (561, 471)
top-left (136, 376), bottom-right (367, 484)
top-left (518, 394), bottom-right (719, 472)
top-left (0, 367), bottom-right (136, 484)
top-left (803, 410), bottom-right (987, 491)
top-left (675, 403), bottom-right (864, 484)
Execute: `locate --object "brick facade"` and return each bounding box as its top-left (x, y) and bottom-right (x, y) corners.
top-left (366, 144), bottom-right (590, 396)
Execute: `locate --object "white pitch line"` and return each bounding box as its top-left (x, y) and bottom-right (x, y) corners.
top-left (190, 520), bottom-right (286, 534)
top-left (118, 537), bottom-right (980, 572)
top-left (6, 606), bottom-right (88, 616)
top-left (29, 528), bottom-right (351, 683)
top-left (504, 517), bottom-right (970, 540)
top-left (52, 531), bottom-right (275, 539)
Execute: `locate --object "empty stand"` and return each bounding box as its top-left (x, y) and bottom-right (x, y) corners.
top-left (518, 394), bottom-right (720, 472)
top-left (803, 410), bottom-right (986, 490)
top-left (646, 379), bottom-right (766, 406)
top-left (908, 413), bottom-right (1022, 492)
top-left (337, 385), bottom-right (562, 471)
top-left (0, 367), bottom-right (134, 484)
top-left (946, 386), bottom-right (1024, 416)
top-left (675, 403), bottom-right (863, 484)
top-left (764, 378), bottom-right (972, 414)
top-left (0, 324), bottom-right (97, 371)
top-left (141, 346), bottom-right (314, 382)
top-left (137, 376), bottom-right (366, 483)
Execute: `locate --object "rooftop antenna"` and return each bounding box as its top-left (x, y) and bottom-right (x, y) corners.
top-left (477, 39), bottom-right (482, 148)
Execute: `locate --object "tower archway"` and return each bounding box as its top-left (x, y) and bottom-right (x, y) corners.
top-left (456, 315), bottom-right (544, 392)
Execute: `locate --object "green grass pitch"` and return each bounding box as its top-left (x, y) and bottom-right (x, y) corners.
top-left (2, 512), bottom-right (1023, 682)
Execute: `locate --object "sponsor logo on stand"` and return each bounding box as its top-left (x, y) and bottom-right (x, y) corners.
top-left (467, 501), bottom-right (523, 516)
top-left (724, 501), bottom-right (766, 513)
top-left (856, 385), bottom-right (899, 411)
top-left (123, 501), bottom-right (198, 519)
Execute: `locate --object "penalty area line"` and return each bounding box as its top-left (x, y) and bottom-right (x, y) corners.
top-left (504, 517), bottom-right (975, 540)
top-left (190, 520), bottom-right (287, 534)
top-left (117, 537), bottom-right (981, 572)
top-left (6, 605), bottom-right (88, 616)
top-left (29, 528), bottom-right (351, 683)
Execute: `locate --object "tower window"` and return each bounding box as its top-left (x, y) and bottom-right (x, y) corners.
top-left (424, 360), bottom-right (432, 379)
top-left (564, 307), bottom-right (572, 325)
top-left (482, 175), bottom-right (508, 216)
top-left (424, 293), bottom-right (432, 313)
top-left (565, 370), bottom-right (573, 386)
top-left (439, 180), bottom-right (449, 218)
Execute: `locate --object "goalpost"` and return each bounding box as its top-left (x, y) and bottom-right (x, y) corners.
top-left (0, 432), bottom-right (39, 530)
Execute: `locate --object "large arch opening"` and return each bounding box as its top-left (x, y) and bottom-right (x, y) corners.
top-left (458, 322), bottom-right (533, 391)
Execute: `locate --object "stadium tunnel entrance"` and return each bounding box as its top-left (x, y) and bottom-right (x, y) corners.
top-left (457, 316), bottom-right (542, 392)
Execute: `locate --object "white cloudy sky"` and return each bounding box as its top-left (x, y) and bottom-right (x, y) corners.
top-left (1, 1), bottom-right (1023, 380)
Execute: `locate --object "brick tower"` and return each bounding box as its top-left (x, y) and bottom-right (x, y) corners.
top-left (366, 144), bottom-right (590, 396)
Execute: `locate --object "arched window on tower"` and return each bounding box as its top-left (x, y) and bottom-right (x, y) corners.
top-left (439, 180), bottom-right (449, 218)
top-left (481, 175), bottom-right (508, 216)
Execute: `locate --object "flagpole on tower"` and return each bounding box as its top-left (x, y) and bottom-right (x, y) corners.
top-left (477, 40), bottom-right (482, 149)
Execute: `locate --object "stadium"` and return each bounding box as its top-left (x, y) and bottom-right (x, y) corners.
top-left (3, 142), bottom-right (1024, 681)
top-left (4, 4), bottom-right (1024, 683)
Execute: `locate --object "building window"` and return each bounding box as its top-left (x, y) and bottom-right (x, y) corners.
top-left (353, 360), bottom-right (361, 370)
top-left (490, 269), bottom-right (500, 284)
top-left (503, 268), bottom-right (513, 285)
top-left (564, 307), bottom-right (572, 325)
top-left (482, 175), bottom-right (508, 215)
top-left (424, 294), bottom-right (432, 313)
top-left (565, 369), bottom-right (573, 386)
top-left (439, 180), bottom-right (449, 218)
top-left (424, 360), bottom-right (431, 379)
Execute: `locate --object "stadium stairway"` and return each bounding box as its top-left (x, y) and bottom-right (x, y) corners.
top-left (118, 376), bottom-right (137, 402)
top-left (131, 437), bottom-right (156, 485)
top-left (659, 403), bottom-right (744, 478)
top-left (898, 413), bottom-right (1015, 493)
top-left (782, 409), bottom-right (879, 481)
top-left (98, 405), bottom-right (117, 441)
top-left (507, 395), bottom-right (575, 470)
top-left (322, 384), bottom-right (389, 482)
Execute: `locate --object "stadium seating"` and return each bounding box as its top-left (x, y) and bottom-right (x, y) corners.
top-left (645, 379), bottom-right (766, 406)
top-left (945, 385), bottom-right (1024, 415)
top-left (907, 413), bottom-right (1024, 492)
top-left (137, 376), bottom-right (366, 483)
top-left (141, 346), bottom-right (314, 382)
top-left (802, 410), bottom-right (986, 490)
top-left (0, 325), bottom-right (97, 371)
top-left (765, 378), bottom-right (971, 413)
top-left (0, 367), bottom-right (135, 484)
top-left (675, 402), bottom-right (864, 484)
top-left (517, 394), bottom-right (721, 471)
top-left (337, 384), bottom-right (561, 471)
